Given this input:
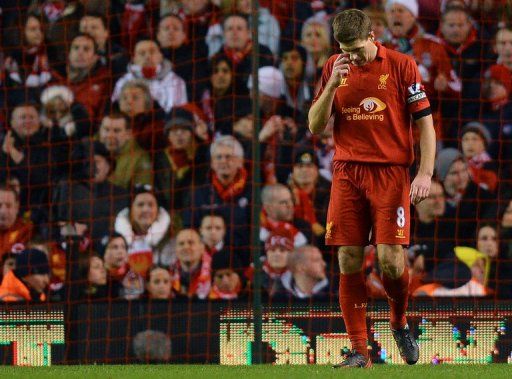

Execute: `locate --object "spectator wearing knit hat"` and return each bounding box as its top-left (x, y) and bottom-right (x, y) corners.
top-left (40, 85), bottom-right (91, 140)
top-left (288, 148), bottom-right (331, 238)
top-left (460, 122), bottom-right (498, 192)
top-left (153, 107), bottom-right (209, 211)
top-left (0, 248), bottom-right (49, 302)
top-left (436, 148), bottom-right (497, 244)
top-left (208, 249), bottom-right (244, 300)
top-left (261, 234), bottom-right (293, 298)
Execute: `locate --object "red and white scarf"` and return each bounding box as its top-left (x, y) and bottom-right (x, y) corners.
top-left (170, 253), bottom-right (211, 299)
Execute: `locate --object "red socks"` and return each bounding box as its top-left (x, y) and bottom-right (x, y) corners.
top-left (339, 272), bottom-right (369, 358)
top-left (381, 268), bottom-right (410, 330)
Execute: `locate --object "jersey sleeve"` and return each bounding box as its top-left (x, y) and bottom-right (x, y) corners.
top-left (312, 55), bottom-right (337, 105)
top-left (402, 56), bottom-right (431, 120)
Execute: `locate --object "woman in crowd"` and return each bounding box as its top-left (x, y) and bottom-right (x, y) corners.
top-left (114, 184), bottom-right (174, 275)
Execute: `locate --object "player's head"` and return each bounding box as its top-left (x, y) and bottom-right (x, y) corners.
top-left (332, 9), bottom-right (376, 66)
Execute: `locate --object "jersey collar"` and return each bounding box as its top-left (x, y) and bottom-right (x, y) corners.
top-left (375, 41), bottom-right (387, 60)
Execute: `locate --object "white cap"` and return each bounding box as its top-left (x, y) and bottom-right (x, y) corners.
top-left (40, 85), bottom-right (74, 106)
top-left (247, 66), bottom-right (285, 99)
top-left (385, 0), bottom-right (419, 18)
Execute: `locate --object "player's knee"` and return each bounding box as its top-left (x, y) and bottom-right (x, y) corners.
top-left (378, 245), bottom-right (405, 279)
top-left (337, 246), bottom-right (364, 274)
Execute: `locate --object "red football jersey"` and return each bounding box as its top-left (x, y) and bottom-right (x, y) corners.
top-left (313, 42), bottom-right (431, 166)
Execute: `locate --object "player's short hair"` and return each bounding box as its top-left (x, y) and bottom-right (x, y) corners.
top-left (332, 9), bottom-right (372, 44)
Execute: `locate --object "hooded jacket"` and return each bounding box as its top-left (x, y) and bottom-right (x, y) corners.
top-left (112, 59), bottom-right (187, 112)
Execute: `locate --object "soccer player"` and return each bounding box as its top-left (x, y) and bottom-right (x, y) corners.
top-left (308, 9), bottom-right (436, 367)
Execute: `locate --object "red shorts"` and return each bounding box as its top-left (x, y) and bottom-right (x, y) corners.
top-left (325, 161), bottom-right (410, 246)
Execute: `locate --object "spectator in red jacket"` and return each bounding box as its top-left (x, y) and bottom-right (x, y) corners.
top-left (52, 33), bottom-right (110, 122)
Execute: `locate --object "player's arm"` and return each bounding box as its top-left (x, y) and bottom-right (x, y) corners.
top-left (410, 114), bottom-right (436, 205)
top-left (308, 54), bottom-right (349, 135)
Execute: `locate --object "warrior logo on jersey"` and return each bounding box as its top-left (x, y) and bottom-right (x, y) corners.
top-left (359, 97), bottom-right (387, 113)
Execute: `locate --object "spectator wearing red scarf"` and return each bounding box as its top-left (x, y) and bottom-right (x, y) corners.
top-left (199, 213), bottom-right (228, 258)
top-left (182, 136), bottom-right (252, 266)
top-left (260, 184), bottom-right (312, 249)
top-left (288, 149), bottom-right (331, 238)
top-left (208, 249), bottom-right (244, 300)
top-left (170, 229), bottom-right (211, 299)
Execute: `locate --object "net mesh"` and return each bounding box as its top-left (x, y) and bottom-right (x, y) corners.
top-left (0, 0), bottom-right (511, 366)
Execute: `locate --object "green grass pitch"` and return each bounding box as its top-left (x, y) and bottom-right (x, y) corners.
top-left (1, 364), bottom-right (511, 379)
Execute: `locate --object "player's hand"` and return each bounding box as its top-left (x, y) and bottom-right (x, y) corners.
top-left (327, 54), bottom-right (350, 90)
top-left (410, 173), bottom-right (431, 205)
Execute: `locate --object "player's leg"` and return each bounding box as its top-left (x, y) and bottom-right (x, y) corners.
top-left (377, 244), bottom-right (409, 330)
top-left (369, 165), bottom-right (418, 364)
top-left (377, 244), bottom-right (418, 364)
top-left (326, 162), bottom-right (372, 367)
top-left (337, 245), bottom-right (371, 366)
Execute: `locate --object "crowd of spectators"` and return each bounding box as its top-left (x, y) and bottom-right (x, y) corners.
top-left (0, 0), bottom-right (512, 303)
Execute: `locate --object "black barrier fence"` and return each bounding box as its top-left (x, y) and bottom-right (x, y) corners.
top-left (1, 301), bottom-right (512, 366)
